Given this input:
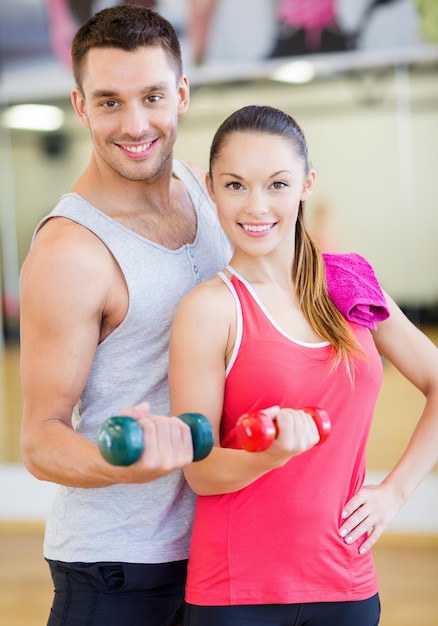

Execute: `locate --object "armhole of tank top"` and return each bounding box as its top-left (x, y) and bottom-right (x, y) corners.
top-left (31, 215), bottom-right (50, 244)
top-left (32, 209), bottom-right (132, 332)
top-left (217, 271), bottom-right (243, 377)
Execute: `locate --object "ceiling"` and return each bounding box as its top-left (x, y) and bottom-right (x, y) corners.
top-left (1, 0), bottom-right (438, 106)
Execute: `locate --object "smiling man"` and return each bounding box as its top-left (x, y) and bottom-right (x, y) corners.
top-left (19, 6), bottom-right (230, 626)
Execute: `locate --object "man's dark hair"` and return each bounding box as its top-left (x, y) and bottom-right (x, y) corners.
top-left (71, 4), bottom-right (183, 90)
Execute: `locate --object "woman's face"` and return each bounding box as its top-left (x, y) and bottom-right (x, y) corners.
top-left (207, 131), bottom-right (315, 259)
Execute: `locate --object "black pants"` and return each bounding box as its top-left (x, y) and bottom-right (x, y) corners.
top-left (46, 559), bottom-right (187, 626)
top-left (184, 593), bottom-right (381, 626)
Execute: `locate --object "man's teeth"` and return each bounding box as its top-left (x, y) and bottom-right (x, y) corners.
top-left (242, 224), bottom-right (273, 232)
top-left (125, 143), bottom-right (151, 153)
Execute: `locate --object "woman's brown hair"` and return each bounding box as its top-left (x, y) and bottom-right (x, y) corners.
top-left (209, 105), bottom-right (364, 376)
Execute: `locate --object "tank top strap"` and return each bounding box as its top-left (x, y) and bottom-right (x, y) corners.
top-left (218, 266), bottom-right (284, 376)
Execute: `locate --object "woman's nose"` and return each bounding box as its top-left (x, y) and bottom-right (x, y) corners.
top-left (246, 190), bottom-right (269, 217)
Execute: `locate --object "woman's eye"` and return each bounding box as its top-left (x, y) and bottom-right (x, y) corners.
top-left (226, 182), bottom-right (243, 191)
top-left (272, 181), bottom-right (287, 190)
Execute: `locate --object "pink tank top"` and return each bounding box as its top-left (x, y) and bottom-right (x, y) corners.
top-left (186, 268), bottom-right (383, 605)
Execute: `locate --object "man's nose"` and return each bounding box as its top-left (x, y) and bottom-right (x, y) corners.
top-left (120, 103), bottom-right (150, 138)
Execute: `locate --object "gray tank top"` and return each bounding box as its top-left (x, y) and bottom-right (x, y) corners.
top-left (38, 160), bottom-right (231, 563)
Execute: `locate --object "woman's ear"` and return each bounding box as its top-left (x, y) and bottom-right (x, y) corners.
top-left (301, 168), bottom-right (316, 201)
top-left (206, 172), bottom-right (215, 201)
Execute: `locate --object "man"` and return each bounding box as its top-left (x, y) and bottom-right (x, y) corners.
top-left (19, 6), bottom-right (230, 626)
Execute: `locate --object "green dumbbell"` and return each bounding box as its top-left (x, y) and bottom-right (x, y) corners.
top-left (98, 412), bottom-right (214, 466)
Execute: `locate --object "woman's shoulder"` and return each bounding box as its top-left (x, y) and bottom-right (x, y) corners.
top-left (176, 273), bottom-right (235, 319)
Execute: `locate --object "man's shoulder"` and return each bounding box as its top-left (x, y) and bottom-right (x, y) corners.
top-left (34, 193), bottom-right (90, 233)
top-left (51, 192), bottom-right (90, 213)
top-left (173, 160), bottom-right (207, 185)
top-left (185, 161), bottom-right (207, 180)
top-left (31, 196), bottom-right (110, 268)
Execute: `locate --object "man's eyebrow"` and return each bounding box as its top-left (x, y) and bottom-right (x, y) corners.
top-left (90, 82), bottom-right (171, 99)
top-left (90, 90), bottom-right (118, 99)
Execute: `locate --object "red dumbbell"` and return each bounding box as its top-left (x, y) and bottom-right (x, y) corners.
top-left (234, 407), bottom-right (331, 452)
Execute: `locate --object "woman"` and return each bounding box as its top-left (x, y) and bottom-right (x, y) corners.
top-left (169, 105), bottom-right (438, 626)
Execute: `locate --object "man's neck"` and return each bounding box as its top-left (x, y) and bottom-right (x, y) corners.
top-left (71, 161), bottom-right (198, 249)
top-left (71, 160), bottom-right (174, 218)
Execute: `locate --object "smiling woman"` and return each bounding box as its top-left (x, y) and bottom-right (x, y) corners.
top-left (168, 104), bottom-right (438, 626)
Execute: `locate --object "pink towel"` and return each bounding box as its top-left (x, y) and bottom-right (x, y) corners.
top-left (323, 253), bottom-right (390, 330)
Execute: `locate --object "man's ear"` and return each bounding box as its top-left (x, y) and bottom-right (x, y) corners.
top-left (177, 74), bottom-right (190, 118)
top-left (71, 87), bottom-right (90, 129)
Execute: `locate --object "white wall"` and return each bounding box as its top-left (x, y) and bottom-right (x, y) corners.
top-left (1, 464), bottom-right (437, 533)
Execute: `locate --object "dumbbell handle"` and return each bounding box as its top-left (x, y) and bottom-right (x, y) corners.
top-left (229, 407), bottom-right (331, 452)
top-left (98, 412), bottom-right (214, 466)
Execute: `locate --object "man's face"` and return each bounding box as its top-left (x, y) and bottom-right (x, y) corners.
top-left (71, 45), bottom-right (189, 182)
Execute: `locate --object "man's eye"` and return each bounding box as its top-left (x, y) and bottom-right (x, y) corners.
top-left (103, 100), bottom-right (118, 108)
top-left (147, 95), bottom-right (162, 103)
